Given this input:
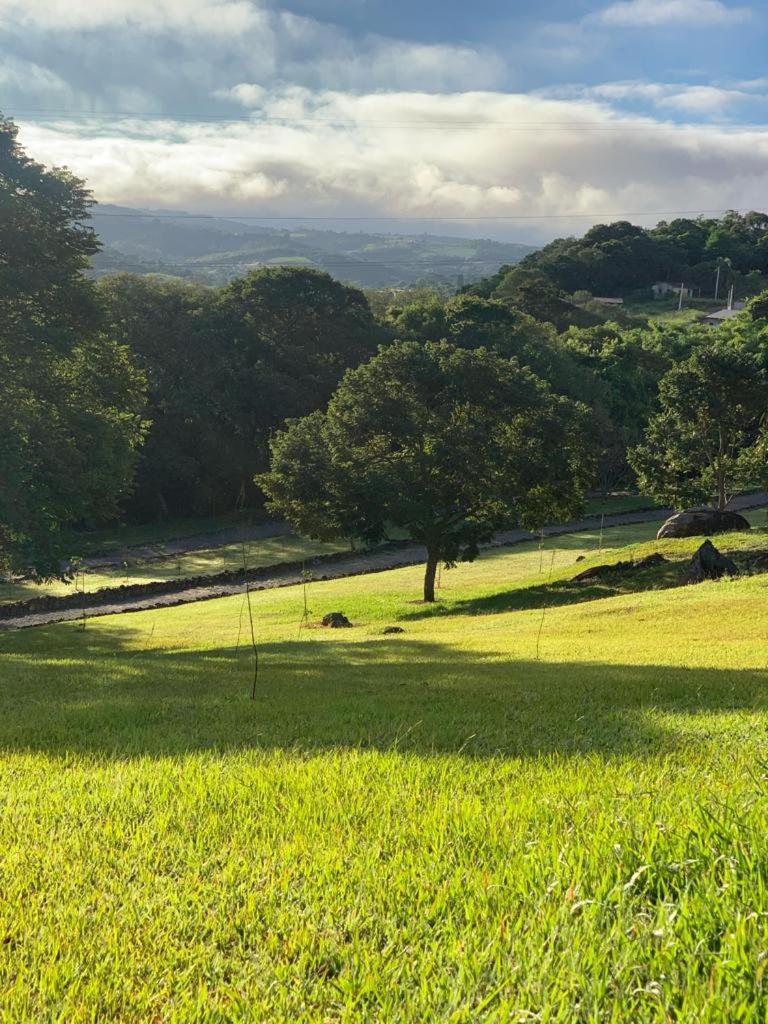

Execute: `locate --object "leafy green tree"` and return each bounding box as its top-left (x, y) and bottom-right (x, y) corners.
top-left (98, 267), bottom-right (385, 518)
top-left (562, 322), bottom-right (693, 490)
top-left (650, 217), bottom-right (711, 271)
top-left (96, 274), bottom-right (238, 518)
top-left (493, 211), bottom-right (768, 300)
top-left (748, 289), bottom-right (768, 322)
top-left (492, 270), bottom-right (603, 331)
top-left (0, 116), bottom-right (146, 578)
top-left (387, 294), bottom-right (447, 341)
top-left (629, 345), bottom-right (768, 511)
top-left (390, 292), bottom-right (597, 408)
top-left (219, 266), bottom-right (385, 405)
top-left (259, 341), bottom-right (594, 602)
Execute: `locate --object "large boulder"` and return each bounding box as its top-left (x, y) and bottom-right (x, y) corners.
top-left (681, 540), bottom-right (738, 584)
top-left (321, 611), bottom-right (352, 628)
top-left (657, 507), bottom-right (750, 540)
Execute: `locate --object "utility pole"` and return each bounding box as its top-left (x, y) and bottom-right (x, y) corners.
top-left (678, 282), bottom-right (685, 312)
top-left (727, 284), bottom-right (734, 311)
top-left (714, 264), bottom-right (721, 301)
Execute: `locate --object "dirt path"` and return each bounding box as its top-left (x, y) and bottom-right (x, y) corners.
top-left (4, 493), bottom-right (766, 632)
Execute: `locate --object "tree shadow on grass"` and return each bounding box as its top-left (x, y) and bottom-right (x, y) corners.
top-left (402, 560), bottom-right (686, 621)
top-left (1, 625), bottom-right (766, 761)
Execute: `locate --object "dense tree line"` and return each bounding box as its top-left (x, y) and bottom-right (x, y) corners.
top-left (486, 213), bottom-right (768, 302)
top-left (97, 268), bottom-right (387, 519)
top-left (5, 111), bottom-right (768, 583)
top-left (479, 209), bottom-right (768, 301)
top-left (0, 117), bottom-right (146, 578)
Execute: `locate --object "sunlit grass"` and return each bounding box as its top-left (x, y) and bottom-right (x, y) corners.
top-left (3, 520), bottom-right (768, 1020)
top-left (2, 534), bottom-right (348, 603)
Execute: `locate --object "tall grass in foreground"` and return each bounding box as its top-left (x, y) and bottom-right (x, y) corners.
top-left (2, 525), bottom-right (768, 1020)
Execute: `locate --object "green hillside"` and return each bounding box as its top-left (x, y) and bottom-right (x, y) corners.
top-left (90, 205), bottom-right (535, 288)
top-left (3, 523), bottom-right (768, 1020)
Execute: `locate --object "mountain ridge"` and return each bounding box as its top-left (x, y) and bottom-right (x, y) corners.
top-left (89, 204), bottom-right (536, 288)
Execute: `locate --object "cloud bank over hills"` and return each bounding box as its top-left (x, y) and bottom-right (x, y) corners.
top-left (2, 0), bottom-right (766, 243)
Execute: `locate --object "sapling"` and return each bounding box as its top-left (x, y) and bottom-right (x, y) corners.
top-left (240, 543), bottom-right (258, 699)
top-left (535, 549), bottom-right (557, 661)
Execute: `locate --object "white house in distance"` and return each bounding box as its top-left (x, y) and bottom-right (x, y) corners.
top-left (652, 281), bottom-right (697, 300)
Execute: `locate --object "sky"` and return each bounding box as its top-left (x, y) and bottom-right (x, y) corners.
top-left (1, 0), bottom-right (767, 242)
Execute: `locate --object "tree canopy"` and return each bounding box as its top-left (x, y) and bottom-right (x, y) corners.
top-left (97, 266), bottom-right (385, 518)
top-left (259, 341), bottom-right (594, 602)
top-left (496, 212), bottom-right (768, 302)
top-left (630, 344), bottom-right (768, 511)
top-left (0, 116), bottom-right (147, 578)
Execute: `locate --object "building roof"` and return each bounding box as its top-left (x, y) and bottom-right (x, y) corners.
top-left (703, 307), bottom-right (742, 323)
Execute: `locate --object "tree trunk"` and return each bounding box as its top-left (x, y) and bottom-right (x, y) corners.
top-left (423, 549), bottom-right (439, 603)
top-left (715, 434), bottom-right (727, 512)
top-left (716, 465), bottom-right (727, 512)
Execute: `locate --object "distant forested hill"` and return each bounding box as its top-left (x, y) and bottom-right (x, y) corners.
top-left (504, 212), bottom-right (768, 300)
top-left (89, 205), bottom-right (536, 287)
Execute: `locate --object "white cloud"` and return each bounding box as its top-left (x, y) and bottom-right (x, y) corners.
top-left (0, 57), bottom-right (76, 100)
top-left (593, 0), bottom-right (751, 27)
top-left (0, 2), bottom-right (502, 96)
top-left (540, 79), bottom-right (767, 116)
top-left (291, 40), bottom-right (504, 93)
top-left (0, 0), bottom-right (265, 35)
top-left (658, 85), bottom-right (758, 114)
top-left (16, 89), bottom-right (768, 242)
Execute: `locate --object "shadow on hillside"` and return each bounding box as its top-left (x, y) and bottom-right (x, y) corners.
top-left (404, 560), bottom-right (685, 620)
top-left (1, 625), bottom-right (766, 761)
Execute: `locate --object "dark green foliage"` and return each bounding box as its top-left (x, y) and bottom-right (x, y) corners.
top-left (630, 345), bottom-right (768, 511)
top-left (95, 274), bottom-right (226, 518)
top-left (219, 266), bottom-right (383, 409)
top-left (390, 290), bottom-right (677, 493)
top-left (562, 323), bottom-right (697, 490)
top-left (493, 272), bottom-right (604, 331)
top-left (504, 211), bottom-right (768, 300)
top-left (0, 118), bottom-right (100, 346)
top-left (260, 341), bottom-right (595, 601)
top-left (0, 116), bottom-right (146, 578)
top-left (390, 292), bottom-right (592, 398)
top-left (747, 289), bottom-right (768, 322)
top-left (98, 266), bottom-right (385, 518)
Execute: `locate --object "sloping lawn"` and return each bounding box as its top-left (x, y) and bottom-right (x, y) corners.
top-left (2, 527), bottom-right (768, 1021)
top-left (1, 533), bottom-right (347, 603)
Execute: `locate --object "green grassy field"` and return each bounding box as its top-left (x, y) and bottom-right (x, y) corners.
top-left (624, 298), bottom-right (721, 326)
top-left (2, 498), bottom-right (664, 604)
top-left (2, 534), bottom-right (348, 603)
top-left (67, 511), bottom-right (267, 555)
top-left (3, 521), bottom-right (768, 1021)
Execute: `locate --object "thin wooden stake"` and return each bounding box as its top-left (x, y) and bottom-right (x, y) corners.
top-left (241, 543), bottom-right (258, 699)
top-left (297, 564), bottom-right (313, 639)
top-left (79, 568), bottom-right (87, 631)
top-left (535, 549), bottom-right (557, 661)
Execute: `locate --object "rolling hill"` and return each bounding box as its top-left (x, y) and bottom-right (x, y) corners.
top-left (89, 204), bottom-right (536, 288)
